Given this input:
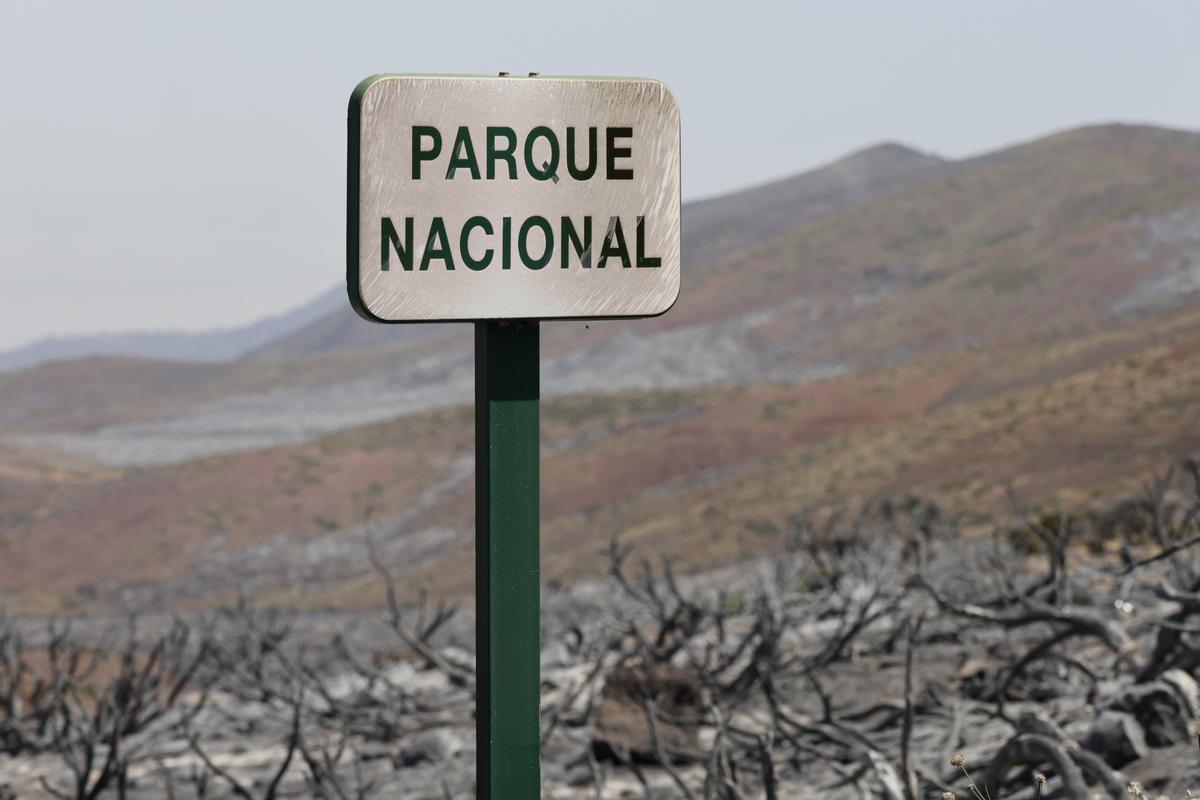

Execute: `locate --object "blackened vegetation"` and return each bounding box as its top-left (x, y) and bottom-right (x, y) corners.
top-left (2, 461), bottom-right (1200, 797)
top-left (0, 619), bottom-right (209, 799)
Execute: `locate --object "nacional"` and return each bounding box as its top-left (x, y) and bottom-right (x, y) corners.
top-left (380, 215), bottom-right (662, 272)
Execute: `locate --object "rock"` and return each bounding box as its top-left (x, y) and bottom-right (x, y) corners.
top-left (325, 673), bottom-right (370, 703)
top-left (956, 657), bottom-right (1003, 700)
top-left (1160, 669), bottom-right (1200, 717)
top-left (231, 717), bottom-right (258, 736)
top-left (356, 742), bottom-right (395, 762)
top-left (540, 639), bottom-right (573, 670)
top-left (396, 729), bottom-right (465, 767)
top-left (1108, 680), bottom-right (1195, 747)
top-left (342, 687), bottom-right (380, 709)
top-left (380, 660), bottom-right (451, 695)
top-left (590, 664), bottom-right (704, 764)
top-left (440, 646), bottom-right (475, 672)
top-left (1108, 677), bottom-right (1199, 747)
top-left (564, 762), bottom-right (594, 787)
top-left (1081, 711), bottom-right (1148, 768)
top-left (380, 660), bottom-right (417, 683)
top-left (363, 715), bottom-right (402, 743)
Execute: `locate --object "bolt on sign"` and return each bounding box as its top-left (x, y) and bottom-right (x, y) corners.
top-left (347, 75), bottom-right (681, 322)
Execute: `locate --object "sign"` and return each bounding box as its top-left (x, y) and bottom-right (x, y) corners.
top-left (345, 72), bottom-right (682, 799)
top-left (347, 75), bottom-right (681, 322)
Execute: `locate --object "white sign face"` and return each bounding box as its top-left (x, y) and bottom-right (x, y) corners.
top-left (348, 75), bottom-right (681, 322)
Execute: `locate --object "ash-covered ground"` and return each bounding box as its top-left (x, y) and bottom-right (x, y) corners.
top-left (4, 463), bottom-right (1200, 799)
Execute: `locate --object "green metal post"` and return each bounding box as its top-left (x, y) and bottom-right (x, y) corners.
top-left (475, 320), bottom-right (540, 799)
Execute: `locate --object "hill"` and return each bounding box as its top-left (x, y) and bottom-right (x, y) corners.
top-left (0, 141), bottom-right (947, 370)
top-left (12, 125), bottom-right (1200, 463)
top-left (0, 287), bottom-right (345, 372)
top-left (249, 141), bottom-right (948, 359)
top-left (1, 123), bottom-right (1200, 610)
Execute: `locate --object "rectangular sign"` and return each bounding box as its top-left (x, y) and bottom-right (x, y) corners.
top-left (347, 75), bottom-right (681, 322)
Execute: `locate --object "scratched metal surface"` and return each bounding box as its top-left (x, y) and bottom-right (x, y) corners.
top-left (353, 76), bottom-right (681, 321)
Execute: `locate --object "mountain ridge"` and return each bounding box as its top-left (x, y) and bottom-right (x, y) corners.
top-left (0, 138), bottom-right (952, 370)
top-left (4, 122), bottom-right (1200, 610)
top-left (6, 123), bottom-right (1192, 374)
top-left (0, 287), bottom-right (345, 373)
top-left (4, 123), bottom-right (1200, 448)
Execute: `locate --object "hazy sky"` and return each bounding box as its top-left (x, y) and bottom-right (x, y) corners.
top-left (1, 1), bottom-right (1198, 350)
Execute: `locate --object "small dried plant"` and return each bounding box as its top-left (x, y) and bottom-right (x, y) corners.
top-left (950, 754), bottom-right (989, 800)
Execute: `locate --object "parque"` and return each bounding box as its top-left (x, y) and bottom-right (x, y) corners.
top-left (411, 125), bottom-right (635, 181)
top-left (380, 214), bottom-right (662, 271)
